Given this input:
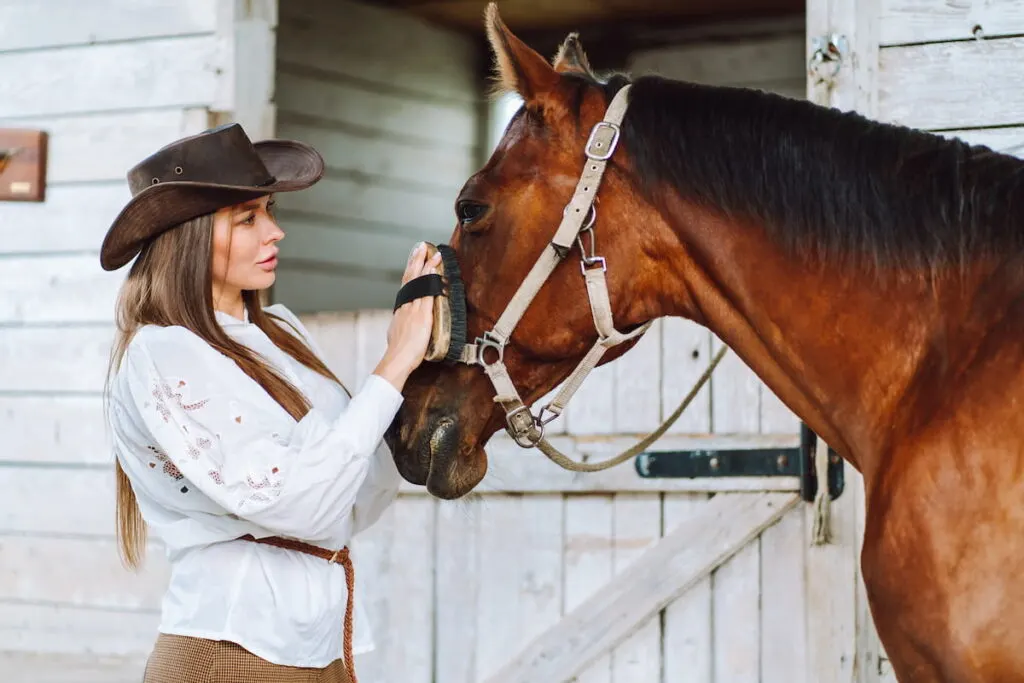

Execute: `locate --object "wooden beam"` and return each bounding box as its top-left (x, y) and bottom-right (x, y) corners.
top-left (483, 491), bottom-right (801, 683)
top-left (879, 37), bottom-right (1024, 130)
top-left (880, 0), bottom-right (1024, 46)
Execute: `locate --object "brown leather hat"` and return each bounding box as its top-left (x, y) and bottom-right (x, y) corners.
top-left (99, 123), bottom-right (324, 271)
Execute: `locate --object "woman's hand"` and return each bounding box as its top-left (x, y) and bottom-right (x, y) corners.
top-left (373, 243), bottom-right (442, 391)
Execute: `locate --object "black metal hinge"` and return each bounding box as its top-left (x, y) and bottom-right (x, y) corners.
top-left (634, 423), bottom-right (844, 502)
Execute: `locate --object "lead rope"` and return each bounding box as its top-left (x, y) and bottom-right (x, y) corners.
top-left (534, 344), bottom-right (728, 472)
top-left (807, 35), bottom-right (843, 546)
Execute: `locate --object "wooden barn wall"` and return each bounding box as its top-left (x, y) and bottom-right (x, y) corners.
top-left (270, 0), bottom-right (481, 314)
top-left (0, 1), bottom-right (276, 680)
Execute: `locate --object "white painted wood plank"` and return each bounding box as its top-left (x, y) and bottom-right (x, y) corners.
top-left (761, 384), bottom-right (800, 434)
top-left (473, 494), bottom-right (563, 679)
top-left (296, 311), bottom-right (360, 390)
top-left (484, 492), bottom-right (800, 683)
top-left (277, 117), bottom-right (477, 192)
top-left (276, 174), bottom-right (454, 238)
top-left (348, 503), bottom-right (396, 683)
top-left (221, 0), bottom-right (277, 140)
top-left (941, 126), bottom-right (1024, 157)
top-left (476, 495), bottom-right (526, 679)
top-left (805, 476), bottom-right (859, 683)
top-left (0, 0), bottom-right (218, 51)
top-left (0, 536), bottom-right (168, 610)
top-left (516, 495), bottom-right (565, 646)
top-left (880, 0), bottom-right (1024, 46)
top-left (277, 216), bottom-right (440, 279)
top-left (852, 468), bottom-right (882, 683)
top-left (0, 183), bottom-right (130, 255)
top-left (613, 321), bottom-right (662, 433)
top-left (563, 495), bottom-right (613, 683)
top-left (760, 508), bottom-right (809, 683)
top-left (354, 310), bottom-right (393, 383)
top-left (385, 497), bottom-right (435, 683)
top-left (0, 602), bottom-right (158, 657)
top-left (0, 327), bottom-right (114, 393)
top-left (610, 494), bottom-right (661, 681)
top-left (661, 318), bottom-right (712, 434)
top-left (563, 362), bottom-right (616, 435)
top-left (0, 35), bottom-right (224, 118)
top-left (0, 396), bottom-right (108, 465)
top-left (0, 257), bottom-right (123, 324)
top-left (711, 336), bottom-right (761, 433)
top-left (0, 651), bottom-right (147, 683)
top-left (472, 433), bottom-right (803, 494)
top-left (1, 109), bottom-right (207, 184)
top-left (713, 524), bottom-right (760, 683)
top-left (434, 498), bottom-right (481, 683)
top-left (662, 494), bottom-right (713, 682)
top-left (879, 38), bottom-right (1024, 130)
top-left (349, 497), bottom-right (436, 683)
top-left (1, 468), bottom-right (114, 536)
top-left (278, 0), bottom-right (477, 103)
top-left (629, 34), bottom-right (805, 87)
top-left (274, 72), bottom-right (476, 150)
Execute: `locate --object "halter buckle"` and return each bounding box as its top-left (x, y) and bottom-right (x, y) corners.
top-left (507, 405), bottom-right (544, 447)
top-left (586, 121), bottom-right (621, 161)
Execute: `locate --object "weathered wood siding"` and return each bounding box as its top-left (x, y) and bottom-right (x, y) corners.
top-left (0, 1), bottom-right (275, 680)
top-left (271, 0), bottom-right (481, 313)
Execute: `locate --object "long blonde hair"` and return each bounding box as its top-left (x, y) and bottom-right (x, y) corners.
top-left (104, 210), bottom-right (344, 570)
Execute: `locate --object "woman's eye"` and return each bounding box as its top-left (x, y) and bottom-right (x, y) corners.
top-left (457, 200), bottom-right (486, 225)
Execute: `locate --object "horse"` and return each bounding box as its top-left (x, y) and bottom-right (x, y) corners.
top-left (382, 4), bottom-right (1024, 681)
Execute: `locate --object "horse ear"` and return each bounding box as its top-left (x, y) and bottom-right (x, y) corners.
top-left (552, 32), bottom-right (593, 76)
top-left (484, 3), bottom-right (559, 102)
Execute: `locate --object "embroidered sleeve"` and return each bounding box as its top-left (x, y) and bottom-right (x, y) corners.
top-left (120, 325), bottom-right (404, 541)
top-left (265, 304), bottom-right (403, 534)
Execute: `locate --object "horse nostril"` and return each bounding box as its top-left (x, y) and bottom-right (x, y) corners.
top-left (428, 418), bottom-right (457, 459)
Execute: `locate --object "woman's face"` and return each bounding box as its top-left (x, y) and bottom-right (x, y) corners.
top-left (211, 194), bottom-right (282, 297)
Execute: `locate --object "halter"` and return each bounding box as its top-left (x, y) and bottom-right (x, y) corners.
top-left (452, 85), bottom-right (654, 448)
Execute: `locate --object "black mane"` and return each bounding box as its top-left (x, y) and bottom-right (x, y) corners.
top-left (588, 73), bottom-right (1024, 272)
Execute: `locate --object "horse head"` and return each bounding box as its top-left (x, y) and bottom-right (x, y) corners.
top-left (383, 6), bottom-right (674, 499)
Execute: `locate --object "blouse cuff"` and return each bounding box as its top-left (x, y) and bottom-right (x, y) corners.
top-left (340, 373), bottom-right (405, 442)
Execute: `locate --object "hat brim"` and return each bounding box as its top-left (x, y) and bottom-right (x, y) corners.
top-left (100, 139), bottom-right (324, 271)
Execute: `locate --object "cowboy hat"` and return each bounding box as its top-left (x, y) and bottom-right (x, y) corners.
top-left (99, 123), bottom-right (324, 271)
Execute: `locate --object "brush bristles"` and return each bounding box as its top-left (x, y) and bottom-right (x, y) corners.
top-left (438, 244), bottom-right (468, 364)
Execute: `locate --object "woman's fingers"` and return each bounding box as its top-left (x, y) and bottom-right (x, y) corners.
top-left (402, 243), bottom-right (427, 285)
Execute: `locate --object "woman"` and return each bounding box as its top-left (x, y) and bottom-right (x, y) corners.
top-left (100, 123), bottom-right (439, 682)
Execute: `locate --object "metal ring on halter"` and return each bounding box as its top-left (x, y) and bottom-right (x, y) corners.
top-left (563, 202), bottom-right (597, 231)
top-left (474, 331), bottom-right (505, 367)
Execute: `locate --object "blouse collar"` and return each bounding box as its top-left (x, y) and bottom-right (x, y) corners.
top-left (214, 307), bottom-right (250, 327)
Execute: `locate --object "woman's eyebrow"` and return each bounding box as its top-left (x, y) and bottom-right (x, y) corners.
top-left (234, 200), bottom-right (263, 214)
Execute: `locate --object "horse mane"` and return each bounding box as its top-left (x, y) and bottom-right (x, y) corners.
top-left (576, 72), bottom-right (1024, 274)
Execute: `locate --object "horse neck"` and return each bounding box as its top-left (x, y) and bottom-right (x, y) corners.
top-left (657, 196), bottom-right (1008, 479)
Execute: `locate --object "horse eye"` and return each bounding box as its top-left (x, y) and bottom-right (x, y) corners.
top-left (456, 200), bottom-right (487, 225)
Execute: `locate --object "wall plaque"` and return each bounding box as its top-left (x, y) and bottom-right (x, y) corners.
top-left (0, 129), bottom-right (48, 202)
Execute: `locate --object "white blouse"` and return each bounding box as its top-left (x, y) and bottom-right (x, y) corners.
top-left (107, 303), bottom-right (404, 668)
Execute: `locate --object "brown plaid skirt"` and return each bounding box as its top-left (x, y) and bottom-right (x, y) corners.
top-left (143, 633), bottom-right (353, 683)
